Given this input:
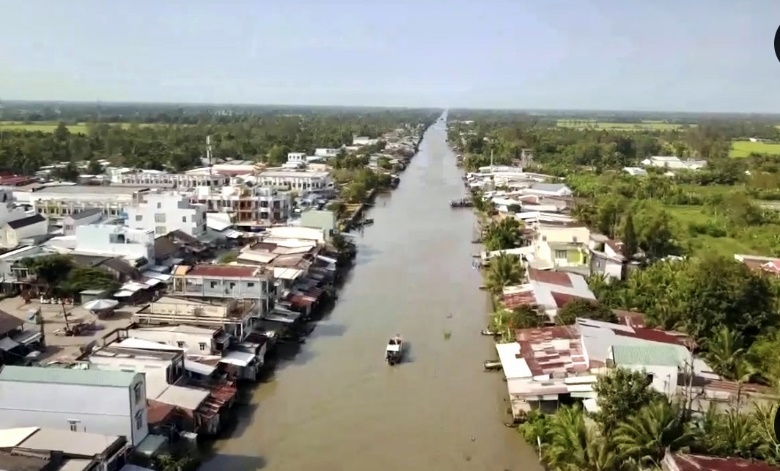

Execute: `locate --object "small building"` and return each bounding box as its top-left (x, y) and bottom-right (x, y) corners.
top-left (75, 224), bottom-right (154, 264)
top-left (125, 190), bottom-right (207, 238)
top-left (135, 296), bottom-right (258, 341)
top-left (255, 170), bottom-right (333, 191)
top-left (299, 209), bottom-right (336, 241)
top-left (0, 214), bottom-right (48, 248)
top-left (63, 208), bottom-right (104, 236)
top-left (169, 264), bottom-right (272, 308)
top-left (0, 366), bottom-right (149, 446)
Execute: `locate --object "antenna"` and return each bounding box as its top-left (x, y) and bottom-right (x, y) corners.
top-left (207, 135), bottom-right (213, 177)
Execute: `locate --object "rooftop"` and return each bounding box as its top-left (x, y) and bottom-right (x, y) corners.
top-left (7, 214), bottom-right (46, 230)
top-left (0, 426), bottom-right (125, 458)
top-left (611, 344), bottom-right (687, 367)
top-left (33, 185), bottom-right (145, 195)
top-left (0, 309), bottom-right (23, 336)
top-left (0, 365), bottom-right (139, 387)
top-left (183, 264), bottom-right (263, 278)
top-left (68, 208), bottom-right (103, 220)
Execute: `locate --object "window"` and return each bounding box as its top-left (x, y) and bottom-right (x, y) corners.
top-left (155, 226), bottom-right (166, 235)
top-left (177, 341), bottom-right (185, 348)
top-left (154, 213), bottom-right (166, 223)
top-left (135, 215), bottom-right (143, 221)
top-left (133, 383), bottom-right (143, 404)
top-left (199, 342), bottom-right (207, 351)
top-left (135, 410), bottom-right (143, 430)
top-left (554, 250), bottom-right (567, 260)
top-left (156, 202), bottom-right (161, 209)
top-left (68, 420), bottom-right (79, 432)
top-left (182, 216), bottom-right (187, 222)
top-left (247, 282), bottom-right (255, 288)
top-left (210, 281), bottom-right (218, 288)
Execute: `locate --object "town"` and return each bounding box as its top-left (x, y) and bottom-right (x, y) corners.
top-left (0, 111), bottom-right (428, 471)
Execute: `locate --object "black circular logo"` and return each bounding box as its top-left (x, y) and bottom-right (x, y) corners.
top-left (775, 25), bottom-right (780, 63)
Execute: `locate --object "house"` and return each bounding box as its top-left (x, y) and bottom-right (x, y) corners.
top-left (314, 148), bottom-right (341, 158)
top-left (521, 183), bottom-right (573, 198)
top-left (125, 191), bottom-right (207, 238)
top-left (531, 224), bottom-right (591, 270)
top-left (169, 264), bottom-right (272, 305)
top-left (662, 452), bottom-right (780, 471)
top-left (0, 427), bottom-right (130, 471)
top-left (588, 234), bottom-right (628, 281)
top-left (75, 224), bottom-right (154, 265)
top-left (191, 184), bottom-right (293, 226)
top-left (641, 156), bottom-right (707, 171)
top-left (0, 187), bottom-right (31, 228)
top-left (734, 253), bottom-right (780, 275)
top-left (608, 344), bottom-right (688, 397)
top-left (134, 296), bottom-right (258, 341)
top-left (80, 345), bottom-right (235, 435)
top-left (0, 366), bottom-right (149, 446)
top-left (23, 185), bottom-right (148, 219)
top-left (62, 208), bottom-right (103, 236)
top-left (352, 136), bottom-right (379, 146)
top-left (282, 152), bottom-right (307, 169)
top-left (299, 209), bottom-right (336, 241)
top-left (0, 214), bottom-right (48, 248)
top-left (255, 170), bottom-right (333, 191)
top-left (113, 169), bottom-right (229, 188)
top-left (502, 268), bottom-right (596, 320)
top-left (496, 318), bottom-right (692, 418)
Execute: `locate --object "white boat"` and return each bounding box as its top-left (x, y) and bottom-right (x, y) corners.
top-left (385, 334), bottom-right (404, 365)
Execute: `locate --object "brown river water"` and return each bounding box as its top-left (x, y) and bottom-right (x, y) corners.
top-left (201, 116), bottom-right (543, 471)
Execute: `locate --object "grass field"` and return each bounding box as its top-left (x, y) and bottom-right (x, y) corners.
top-left (729, 140), bottom-right (780, 158)
top-left (0, 121), bottom-right (158, 134)
top-left (556, 119), bottom-right (688, 131)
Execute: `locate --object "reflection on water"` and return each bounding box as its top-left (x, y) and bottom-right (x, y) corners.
top-left (202, 118), bottom-right (542, 471)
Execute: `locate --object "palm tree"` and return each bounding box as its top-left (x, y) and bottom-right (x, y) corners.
top-left (485, 253), bottom-right (524, 295)
top-left (613, 400), bottom-right (694, 469)
top-left (706, 326), bottom-right (755, 403)
top-left (543, 406), bottom-right (619, 471)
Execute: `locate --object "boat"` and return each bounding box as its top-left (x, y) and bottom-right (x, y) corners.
top-left (484, 360), bottom-right (503, 371)
top-left (385, 334), bottom-right (404, 365)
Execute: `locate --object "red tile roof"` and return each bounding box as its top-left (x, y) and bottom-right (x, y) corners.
top-left (550, 291), bottom-right (593, 309)
top-left (147, 400), bottom-right (175, 425)
top-left (187, 265), bottom-right (259, 278)
top-left (514, 325), bottom-right (586, 376)
top-left (667, 453), bottom-right (780, 471)
top-left (503, 290), bottom-right (537, 309)
top-left (527, 268), bottom-right (573, 287)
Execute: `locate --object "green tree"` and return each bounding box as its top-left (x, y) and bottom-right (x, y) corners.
top-left (483, 218), bottom-right (522, 251)
top-left (613, 400), bottom-right (694, 469)
top-left (542, 405), bottom-right (619, 471)
top-left (555, 298), bottom-right (617, 325)
top-left (621, 212), bottom-right (638, 259)
top-left (592, 368), bottom-right (663, 435)
top-left (485, 253), bottom-right (524, 295)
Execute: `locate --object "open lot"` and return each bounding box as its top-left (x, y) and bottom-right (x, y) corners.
top-left (0, 296), bottom-right (139, 363)
top-left (0, 121), bottom-right (161, 134)
top-left (729, 140), bottom-right (780, 158)
top-left (556, 119), bottom-right (688, 131)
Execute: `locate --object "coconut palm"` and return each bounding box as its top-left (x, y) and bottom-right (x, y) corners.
top-left (485, 253), bottom-right (524, 295)
top-left (542, 405), bottom-right (619, 471)
top-left (706, 326), bottom-right (749, 381)
top-left (613, 400), bottom-right (694, 469)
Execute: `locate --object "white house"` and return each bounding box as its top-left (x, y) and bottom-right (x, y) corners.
top-left (314, 148), bottom-right (341, 158)
top-left (125, 191), bottom-right (207, 238)
top-left (0, 214), bottom-right (48, 248)
top-left (75, 224), bottom-right (154, 263)
top-left (0, 187), bottom-right (31, 227)
top-left (21, 185), bottom-right (145, 219)
top-left (641, 156), bottom-right (707, 171)
top-left (352, 136), bottom-right (379, 146)
top-left (0, 366), bottom-right (149, 446)
top-left (62, 208), bottom-right (104, 236)
top-left (608, 344), bottom-right (688, 398)
top-left (113, 169), bottom-right (229, 188)
top-left (255, 170), bottom-right (333, 191)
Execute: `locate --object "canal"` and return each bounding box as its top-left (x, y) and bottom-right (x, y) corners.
top-left (202, 115), bottom-right (542, 471)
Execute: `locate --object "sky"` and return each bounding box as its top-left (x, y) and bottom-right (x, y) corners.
top-left (2, 0), bottom-right (779, 112)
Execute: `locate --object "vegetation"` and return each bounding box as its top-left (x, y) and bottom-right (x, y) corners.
top-left (0, 103), bottom-right (436, 175)
top-left (21, 254), bottom-right (119, 297)
top-left (520, 369), bottom-right (780, 470)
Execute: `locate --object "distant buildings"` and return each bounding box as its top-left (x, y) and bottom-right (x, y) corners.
top-left (641, 156), bottom-right (707, 171)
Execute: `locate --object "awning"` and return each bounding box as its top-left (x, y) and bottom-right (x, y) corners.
top-left (114, 290), bottom-right (134, 297)
top-left (184, 360), bottom-right (216, 377)
top-left (143, 278), bottom-right (162, 287)
top-left (219, 350), bottom-right (256, 367)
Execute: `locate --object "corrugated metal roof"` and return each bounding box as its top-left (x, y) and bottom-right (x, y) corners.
top-left (0, 365), bottom-right (137, 387)
top-left (611, 344), bottom-right (684, 367)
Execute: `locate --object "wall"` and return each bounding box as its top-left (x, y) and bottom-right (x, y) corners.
top-left (200, 277), bottom-right (269, 299)
top-left (63, 212), bottom-right (103, 236)
top-left (299, 210), bottom-right (336, 240)
top-left (11, 220), bottom-right (48, 245)
top-left (537, 226), bottom-right (591, 245)
top-left (146, 299), bottom-right (232, 319)
top-left (125, 193), bottom-right (207, 237)
top-left (619, 364), bottom-right (678, 397)
top-left (0, 376), bottom-right (148, 446)
top-left (128, 329), bottom-right (215, 353)
top-left (75, 225), bottom-right (154, 261)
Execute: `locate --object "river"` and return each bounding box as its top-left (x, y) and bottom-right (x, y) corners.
top-left (202, 115), bottom-right (542, 471)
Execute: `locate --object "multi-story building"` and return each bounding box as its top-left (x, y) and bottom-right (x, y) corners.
top-left (62, 208), bottom-right (104, 236)
top-left (313, 148), bottom-right (341, 158)
top-left (170, 264), bottom-right (272, 302)
top-left (191, 184), bottom-right (292, 227)
top-left (113, 169), bottom-right (230, 188)
top-left (20, 185), bottom-right (148, 219)
top-left (255, 170), bottom-right (332, 191)
top-left (75, 224), bottom-right (155, 263)
top-left (0, 187), bottom-right (32, 227)
top-left (125, 191), bottom-right (207, 238)
top-left (0, 366), bottom-right (149, 446)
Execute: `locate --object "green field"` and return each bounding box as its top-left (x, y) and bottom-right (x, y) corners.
top-left (0, 121), bottom-right (159, 134)
top-left (556, 119), bottom-right (688, 131)
top-left (729, 140), bottom-right (780, 158)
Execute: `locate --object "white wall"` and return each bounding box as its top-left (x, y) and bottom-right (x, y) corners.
top-left (619, 364), bottom-right (679, 397)
top-left (128, 329), bottom-right (214, 354)
top-left (125, 192), bottom-right (206, 237)
top-left (75, 225), bottom-right (154, 261)
top-left (0, 376), bottom-right (148, 446)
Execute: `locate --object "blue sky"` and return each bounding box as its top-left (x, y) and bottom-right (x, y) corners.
top-left (2, 0), bottom-right (779, 112)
